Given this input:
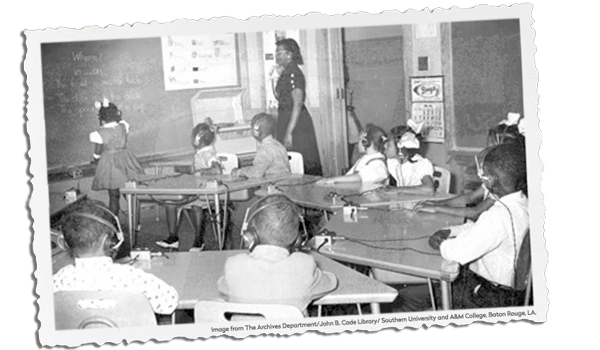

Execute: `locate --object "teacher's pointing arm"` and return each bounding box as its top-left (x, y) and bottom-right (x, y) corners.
top-left (283, 88), bottom-right (305, 150)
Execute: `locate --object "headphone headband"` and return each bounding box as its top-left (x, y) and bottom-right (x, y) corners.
top-left (66, 205), bottom-right (124, 251)
top-left (241, 195), bottom-right (305, 252)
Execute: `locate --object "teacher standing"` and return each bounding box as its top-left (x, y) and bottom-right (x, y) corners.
top-left (273, 38), bottom-right (323, 176)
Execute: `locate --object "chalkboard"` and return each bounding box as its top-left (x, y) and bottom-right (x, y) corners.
top-left (451, 19), bottom-right (523, 149)
top-left (42, 38), bottom-right (211, 172)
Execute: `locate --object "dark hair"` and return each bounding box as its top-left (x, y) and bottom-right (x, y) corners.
top-left (364, 124), bottom-right (388, 153)
top-left (251, 113), bottom-right (277, 139)
top-left (98, 103), bottom-right (122, 124)
top-left (191, 123), bottom-right (216, 149)
top-left (251, 194), bottom-right (300, 248)
top-left (482, 142), bottom-right (528, 196)
top-left (488, 123), bottom-right (524, 146)
top-left (275, 38), bottom-right (304, 65)
top-left (58, 200), bottom-right (120, 256)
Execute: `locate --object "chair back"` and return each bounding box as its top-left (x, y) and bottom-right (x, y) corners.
top-left (194, 300), bottom-right (303, 323)
top-left (515, 230), bottom-right (531, 292)
top-left (217, 153), bottom-right (239, 175)
top-left (433, 166), bottom-right (451, 194)
top-left (54, 290), bottom-right (157, 330)
top-left (287, 152), bottom-right (305, 175)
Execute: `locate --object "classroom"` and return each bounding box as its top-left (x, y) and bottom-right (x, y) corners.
top-left (40, 14), bottom-right (535, 330)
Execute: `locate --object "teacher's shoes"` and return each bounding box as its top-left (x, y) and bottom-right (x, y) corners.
top-left (156, 236), bottom-right (179, 249)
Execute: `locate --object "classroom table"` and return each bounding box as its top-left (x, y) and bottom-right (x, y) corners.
top-left (120, 173), bottom-right (309, 248)
top-left (257, 176), bottom-right (453, 211)
top-left (318, 208), bottom-right (463, 310)
top-left (129, 250), bottom-right (398, 315)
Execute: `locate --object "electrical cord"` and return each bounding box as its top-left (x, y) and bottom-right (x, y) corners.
top-left (343, 237), bottom-right (441, 256)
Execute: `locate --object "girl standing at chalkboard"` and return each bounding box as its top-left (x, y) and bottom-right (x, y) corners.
top-left (90, 98), bottom-right (144, 215)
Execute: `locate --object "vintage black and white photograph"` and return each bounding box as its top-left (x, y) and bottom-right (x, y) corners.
top-left (25, 4), bottom-right (547, 346)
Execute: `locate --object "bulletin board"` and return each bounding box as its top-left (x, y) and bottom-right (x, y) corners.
top-left (161, 34), bottom-right (238, 91)
top-left (410, 76), bottom-right (445, 143)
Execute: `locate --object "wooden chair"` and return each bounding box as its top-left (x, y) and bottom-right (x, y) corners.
top-left (287, 152), bottom-right (305, 175)
top-left (515, 230), bottom-right (532, 306)
top-left (433, 166), bottom-right (451, 194)
top-left (194, 300), bottom-right (304, 323)
top-left (54, 290), bottom-right (157, 330)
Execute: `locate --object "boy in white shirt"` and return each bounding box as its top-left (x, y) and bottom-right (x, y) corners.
top-left (429, 142), bottom-right (529, 308)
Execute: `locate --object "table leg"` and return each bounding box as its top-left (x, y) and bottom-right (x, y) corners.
top-left (369, 302), bottom-right (380, 314)
top-left (126, 193), bottom-right (135, 249)
top-left (440, 281), bottom-right (452, 310)
top-left (214, 194), bottom-right (223, 250)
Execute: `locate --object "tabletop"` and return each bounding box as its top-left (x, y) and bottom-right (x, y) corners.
top-left (120, 173), bottom-right (308, 197)
top-left (131, 250), bottom-right (398, 309)
top-left (258, 178), bottom-right (453, 211)
top-left (318, 209), bottom-right (464, 281)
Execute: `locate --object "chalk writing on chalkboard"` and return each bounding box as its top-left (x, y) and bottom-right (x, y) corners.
top-left (42, 38), bottom-right (200, 172)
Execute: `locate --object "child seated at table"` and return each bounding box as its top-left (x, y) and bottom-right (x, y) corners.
top-left (157, 119), bottom-right (222, 250)
top-left (385, 119), bottom-right (435, 195)
top-left (429, 142), bottom-right (529, 308)
top-left (231, 113), bottom-right (291, 178)
top-left (316, 124), bottom-right (388, 184)
top-left (217, 194), bottom-right (338, 313)
top-left (53, 200), bottom-right (179, 315)
top-left (415, 113), bottom-right (525, 220)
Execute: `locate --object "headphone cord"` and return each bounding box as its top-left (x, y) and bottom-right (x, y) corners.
top-left (343, 237), bottom-right (441, 256)
top-left (491, 194), bottom-right (519, 303)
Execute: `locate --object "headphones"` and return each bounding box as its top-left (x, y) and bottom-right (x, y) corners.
top-left (475, 149), bottom-right (499, 196)
top-left (251, 120), bottom-right (263, 140)
top-left (61, 203), bottom-right (124, 253)
top-left (240, 194), bottom-right (307, 253)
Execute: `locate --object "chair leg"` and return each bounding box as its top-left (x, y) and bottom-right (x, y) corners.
top-left (182, 209), bottom-right (195, 231)
top-left (524, 273), bottom-right (532, 306)
top-left (427, 278), bottom-right (437, 311)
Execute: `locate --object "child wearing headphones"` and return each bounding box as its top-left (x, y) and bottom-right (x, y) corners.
top-left (231, 113), bottom-right (291, 178)
top-left (385, 120), bottom-right (435, 195)
top-left (316, 124), bottom-right (389, 184)
top-left (429, 142), bottom-right (529, 308)
top-left (415, 113), bottom-right (525, 220)
top-left (156, 119), bottom-right (222, 250)
top-left (89, 98), bottom-right (145, 215)
top-left (217, 194), bottom-right (338, 313)
top-left (53, 200), bottom-right (179, 315)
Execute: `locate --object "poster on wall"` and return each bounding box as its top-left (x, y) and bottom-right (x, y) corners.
top-left (410, 76), bottom-right (444, 102)
top-left (411, 102), bottom-right (445, 142)
top-left (161, 34), bottom-right (238, 91)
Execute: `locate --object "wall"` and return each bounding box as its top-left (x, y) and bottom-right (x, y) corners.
top-left (401, 23), bottom-right (450, 178)
top-left (343, 26), bottom-right (405, 133)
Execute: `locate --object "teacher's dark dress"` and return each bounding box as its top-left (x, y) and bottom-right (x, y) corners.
top-left (275, 63), bottom-right (323, 176)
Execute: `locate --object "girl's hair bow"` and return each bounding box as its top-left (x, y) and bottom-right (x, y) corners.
top-left (407, 119), bottom-right (425, 135)
top-left (205, 117), bottom-right (218, 133)
top-left (94, 97), bottom-right (111, 110)
top-left (499, 112), bottom-right (521, 126)
top-left (398, 131), bottom-right (420, 149)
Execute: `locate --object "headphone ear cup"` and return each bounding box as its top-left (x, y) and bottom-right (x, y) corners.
top-left (243, 230), bottom-right (259, 252)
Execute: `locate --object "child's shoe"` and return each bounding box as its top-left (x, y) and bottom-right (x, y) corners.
top-left (156, 236), bottom-right (179, 249)
top-left (189, 243), bottom-right (205, 252)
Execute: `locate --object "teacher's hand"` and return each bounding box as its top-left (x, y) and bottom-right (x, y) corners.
top-left (283, 133), bottom-right (293, 150)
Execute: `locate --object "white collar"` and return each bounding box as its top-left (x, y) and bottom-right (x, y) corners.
top-left (196, 145), bottom-right (215, 153)
top-left (249, 244), bottom-right (291, 260)
top-left (74, 256), bottom-right (113, 267)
